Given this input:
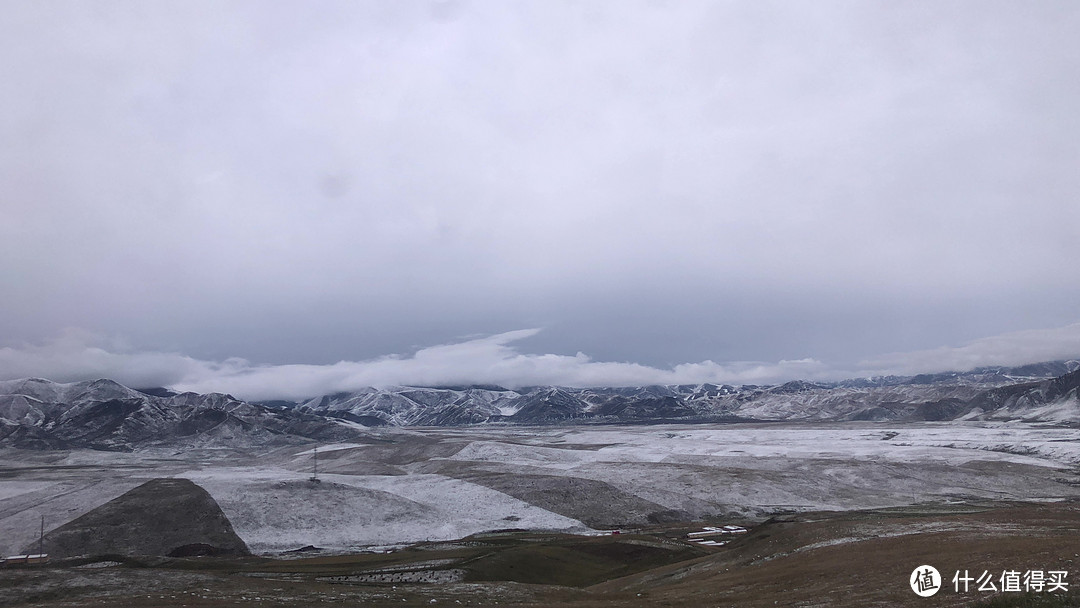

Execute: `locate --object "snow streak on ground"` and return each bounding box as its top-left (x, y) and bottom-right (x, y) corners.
top-left (293, 443), bottom-right (366, 456)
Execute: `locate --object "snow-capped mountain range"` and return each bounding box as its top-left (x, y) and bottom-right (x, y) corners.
top-left (0, 377), bottom-right (362, 450)
top-left (1, 361), bottom-right (1078, 450)
top-left (291, 361), bottom-right (1080, 425)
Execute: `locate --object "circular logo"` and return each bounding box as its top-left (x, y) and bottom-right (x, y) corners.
top-left (910, 565), bottom-right (942, 597)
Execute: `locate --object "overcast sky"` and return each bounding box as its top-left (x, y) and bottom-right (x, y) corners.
top-left (2, 1), bottom-right (1078, 399)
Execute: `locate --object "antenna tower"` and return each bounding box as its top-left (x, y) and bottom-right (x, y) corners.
top-left (309, 445), bottom-right (321, 483)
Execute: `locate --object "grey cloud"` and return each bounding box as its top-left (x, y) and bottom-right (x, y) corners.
top-left (1, 2), bottom-right (1078, 376)
top-left (0, 329), bottom-right (207, 389)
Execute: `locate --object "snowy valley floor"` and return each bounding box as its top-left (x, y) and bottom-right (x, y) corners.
top-left (3, 422), bottom-right (1080, 606)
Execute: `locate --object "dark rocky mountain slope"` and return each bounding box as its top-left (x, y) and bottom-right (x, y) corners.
top-left (27, 478), bottom-right (249, 558)
top-left (0, 378), bottom-right (367, 451)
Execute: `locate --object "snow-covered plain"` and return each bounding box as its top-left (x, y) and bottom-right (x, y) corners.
top-left (2, 422), bottom-right (1079, 555)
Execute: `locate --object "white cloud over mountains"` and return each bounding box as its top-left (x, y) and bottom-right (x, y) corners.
top-left (1, 323), bottom-right (1077, 401)
top-left (857, 323), bottom-right (1080, 377)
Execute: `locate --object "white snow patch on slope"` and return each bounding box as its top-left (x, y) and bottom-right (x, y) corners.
top-left (294, 443), bottom-right (365, 456)
top-left (182, 468), bottom-right (585, 553)
top-left (0, 481), bottom-right (57, 501)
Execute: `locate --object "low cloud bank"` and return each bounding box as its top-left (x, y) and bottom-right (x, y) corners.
top-left (1, 324), bottom-right (1078, 401)
top-left (858, 322), bottom-right (1080, 377)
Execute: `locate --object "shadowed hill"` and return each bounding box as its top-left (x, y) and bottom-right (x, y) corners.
top-left (27, 478), bottom-right (249, 558)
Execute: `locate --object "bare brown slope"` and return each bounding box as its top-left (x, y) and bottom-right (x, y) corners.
top-left (592, 501), bottom-right (1080, 607)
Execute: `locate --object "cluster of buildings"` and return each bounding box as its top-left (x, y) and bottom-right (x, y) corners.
top-left (686, 525), bottom-right (748, 547)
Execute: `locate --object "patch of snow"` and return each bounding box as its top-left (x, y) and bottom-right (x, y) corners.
top-left (294, 443), bottom-right (365, 456)
top-left (0, 481), bottom-right (56, 501)
top-left (182, 467), bottom-right (587, 553)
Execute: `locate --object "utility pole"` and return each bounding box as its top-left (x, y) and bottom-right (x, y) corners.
top-left (38, 514), bottom-right (44, 558)
top-left (309, 445), bottom-right (320, 483)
